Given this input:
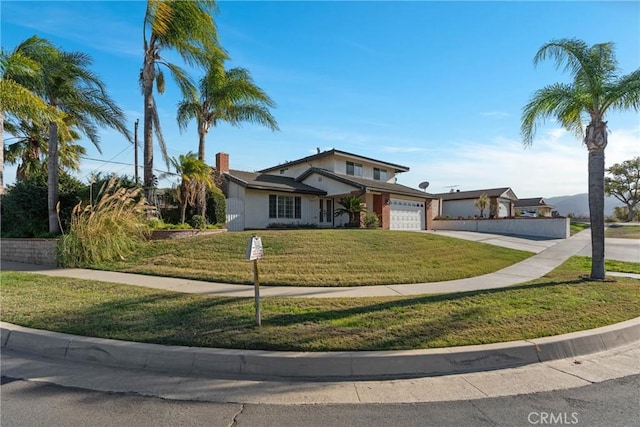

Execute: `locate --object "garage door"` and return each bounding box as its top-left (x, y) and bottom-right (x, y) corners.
top-left (390, 199), bottom-right (425, 230)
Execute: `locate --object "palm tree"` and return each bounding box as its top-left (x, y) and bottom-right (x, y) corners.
top-left (171, 152), bottom-right (214, 224)
top-left (177, 60), bottom-right (279, 162)
top-left (522, 38), bottom-right (640, 279)
top-left (334, 196), bottom-right (364, 227)
top-left (474, 193), bottom-right (489, 218)
top-left (176, 59), bottom-right (279, 216)
top-left (0, 38), bottom-right (60, 194)
top-left (11, 36), bottom-right (132, 234)
top-left (141, 0), bottom-right (226, 200)
top-left (4, 117), bottom-right (85, 180)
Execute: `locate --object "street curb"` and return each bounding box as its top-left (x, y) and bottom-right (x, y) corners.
top-left (1, 318), bottom-right (638, 380)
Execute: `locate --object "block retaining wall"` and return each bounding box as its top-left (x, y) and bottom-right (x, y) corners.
top-left (1, 239), bottom-right (59, 266)
top-left (432, 218), bottom-right (570, 239)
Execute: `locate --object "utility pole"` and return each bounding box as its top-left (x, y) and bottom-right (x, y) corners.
top-left (134, 119), bottom-right (139, 185)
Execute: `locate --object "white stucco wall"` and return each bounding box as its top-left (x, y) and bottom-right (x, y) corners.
top-left (300, 173), bottom-right (359, 195)
top-left (274, 157), bottom-right (336, 178)
top-left (441, 199), bottom-right (479, 218)
top-left (432, 218), bottom-right (570, 239)
top-left (242, 189), bottom-right (318, 229)
top-left (274, 154), bottom-right (398, 183)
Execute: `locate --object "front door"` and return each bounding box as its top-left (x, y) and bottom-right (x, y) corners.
top-left (319, 198), bottom-right (334, 226)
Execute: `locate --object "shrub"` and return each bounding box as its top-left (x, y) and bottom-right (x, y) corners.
top-left (1, 170), bottom-right (87, 237)
top-left (190, 214), bottom-right (207, 230)
top-left (363, 212), bottom-right (380, 228)
top-left (207, 188), bottom-right (226, 225)
top-left (58, 178), bottom-right (152, 267)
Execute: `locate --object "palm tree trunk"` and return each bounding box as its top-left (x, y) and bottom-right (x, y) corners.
top-left (142, 60), bottom-right (155, 202)
top-left (0, 109), bottom-right (4, 196)
top-left (197, 128), bottom-right (207, 217)
top-left (586, 121), bottom-right (607, 280)
top-left (198, 128), bottom-right (206, 162)
top-left (181, 199), bottom-right (187, 224)
top-left (47, 121), bottom-right (61, 234)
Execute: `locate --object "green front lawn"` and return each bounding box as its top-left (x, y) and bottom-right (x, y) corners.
top-left (1, 257), bottom-right (638, 351)
top-left (606, 224), bottom-right (640, 239)
top-left (97, 230), bottom-right (532, 287)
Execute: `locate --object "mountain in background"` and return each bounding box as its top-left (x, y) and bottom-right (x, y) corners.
top-left (545, 193), bottom-right (623, 218)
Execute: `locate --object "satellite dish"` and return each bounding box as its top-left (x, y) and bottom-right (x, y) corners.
top-left (418, 181), bottom-right (430, 190)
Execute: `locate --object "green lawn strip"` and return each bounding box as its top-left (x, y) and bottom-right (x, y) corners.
top-left (2, 257), bottom-right (638, 352)
top-left (570, 222), bottom-right (591, 236)
top-left (96, 230), bottom-right (532, 287)
top-left (605, 225), bottom-right (640, 239)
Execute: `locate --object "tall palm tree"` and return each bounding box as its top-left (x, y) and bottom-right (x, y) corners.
top-left (177, 60), bottom-right (279, 162)
top-left (12, 36), bottom-right (132, 234)
top-left (171, 152), bottom-right (214, 224)
top-left (176, 59), bottom-right (279, 216)
top-left (522, 38), bottom-right (640, 279)
top-left (141, 0), bottom-right (226, 200)
top-left (0, 38), bottom-right (59, 194)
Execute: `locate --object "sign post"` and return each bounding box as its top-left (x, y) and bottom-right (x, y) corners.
top-left (245, 236), bottom-right (264, 326)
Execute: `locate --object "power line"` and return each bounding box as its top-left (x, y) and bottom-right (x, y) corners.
top-left (80, 156), bottom-right (178, 177)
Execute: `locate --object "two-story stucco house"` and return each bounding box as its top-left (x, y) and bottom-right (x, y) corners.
top-left (215, 149), bottom-right (435, 231)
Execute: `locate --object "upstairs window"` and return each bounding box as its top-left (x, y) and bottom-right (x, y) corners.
top-left (374, 168), bottom-right (387, 181)
top-left (346, 161), bottom-right (363, 177)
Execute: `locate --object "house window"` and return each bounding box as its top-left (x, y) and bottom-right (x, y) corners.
top-left (279, 168), bottom-right (288, 175)
top-left (373, 168), bottom-right (387, 181)
top-left (346, 161), bottom-right (363, 177)
top-left (269, 195), bottom-right (301, 219)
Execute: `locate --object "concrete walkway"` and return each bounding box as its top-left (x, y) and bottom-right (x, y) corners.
top-left (1, 229), bottom-right (615, 298)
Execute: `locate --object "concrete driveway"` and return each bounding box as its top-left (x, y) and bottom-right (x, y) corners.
top-left (430, 229), bottom-right (639, 263)
top-left (427, 230), bottom-right (564, 253)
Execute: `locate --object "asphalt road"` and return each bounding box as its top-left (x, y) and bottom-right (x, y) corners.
top-left (2, 375), bottom-right (638, 427)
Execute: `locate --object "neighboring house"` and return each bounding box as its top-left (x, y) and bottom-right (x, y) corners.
top-left (215, 150), bottom-right (436, 231)
top-left (432, 187), bottom-right (518, 219)
top-left (514, 197), bottom-right (554, 217)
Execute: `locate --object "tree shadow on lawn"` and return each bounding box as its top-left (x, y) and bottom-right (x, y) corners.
top-left (19, 278), bottom-right (590, 351)
top-left (265, 278), bottom-right (586, 325)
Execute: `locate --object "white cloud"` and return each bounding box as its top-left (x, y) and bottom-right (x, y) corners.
top-left (401, 125), bottom-right (640, 198)
top-left (3, 2), bottom-right (140, 57)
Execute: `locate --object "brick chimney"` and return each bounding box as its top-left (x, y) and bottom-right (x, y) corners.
top-left (216, 152), bottom-right (229, 175)
top-left (215, 152), bottom-right (229, 194)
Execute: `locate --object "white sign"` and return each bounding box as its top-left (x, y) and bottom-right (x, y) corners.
top-left (245, 236), bottom-right (264, 261)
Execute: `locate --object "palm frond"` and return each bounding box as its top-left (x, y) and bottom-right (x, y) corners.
top-left (176, 99), bottom-right (200, 131)
top-left (602, 69), bottom-right (640, 112)
top-left (150, 96), bottom-right (169, 169)
top-left (521, 83), bottom-right (587, 145)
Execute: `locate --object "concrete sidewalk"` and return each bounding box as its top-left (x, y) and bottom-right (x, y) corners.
top-left (0, 230), bottom-right (600, 297)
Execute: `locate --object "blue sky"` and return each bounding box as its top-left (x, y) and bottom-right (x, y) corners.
top-left (2, 0), bottom-right (639, 198)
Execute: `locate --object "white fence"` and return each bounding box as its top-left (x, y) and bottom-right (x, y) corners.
top-left (433, 218), bottom-right (570, 239)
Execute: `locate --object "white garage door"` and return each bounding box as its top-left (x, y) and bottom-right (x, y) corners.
top-left (390, 199), bottom-right (425, 230)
